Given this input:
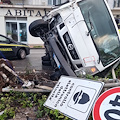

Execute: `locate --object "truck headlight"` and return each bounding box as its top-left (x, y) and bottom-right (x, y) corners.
top-left (75, 66), bottom-right (99, 76)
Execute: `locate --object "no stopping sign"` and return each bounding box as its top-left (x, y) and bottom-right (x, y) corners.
top-left (93, 87), bottom-right (120, 120)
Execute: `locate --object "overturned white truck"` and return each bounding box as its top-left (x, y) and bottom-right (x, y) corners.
top-left (29, 0), bottom-right (120, 80)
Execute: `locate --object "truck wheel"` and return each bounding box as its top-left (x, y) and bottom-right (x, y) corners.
top-left (17, 49), bottom-right (26, 59)
top-left (42, 54), bottom-right (50, 61)
top-left (29, 19), bottom-right (48, 37)
top-left (42, 61), bottom-right (51, 66)
top-left (50, 70), bottom-right (62, 81)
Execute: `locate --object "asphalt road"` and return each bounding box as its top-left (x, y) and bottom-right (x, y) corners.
top-left (12, 49), bottom-right (51, 72)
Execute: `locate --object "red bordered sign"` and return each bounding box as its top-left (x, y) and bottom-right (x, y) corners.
top-left (93, 87), bottom-right (120, 120)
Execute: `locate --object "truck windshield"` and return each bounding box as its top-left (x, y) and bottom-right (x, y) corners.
top-left (78, 0), bottom-right (120, 66)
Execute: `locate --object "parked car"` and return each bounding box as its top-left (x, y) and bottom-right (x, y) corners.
top-left (0, 34), bottom-right (30, 59)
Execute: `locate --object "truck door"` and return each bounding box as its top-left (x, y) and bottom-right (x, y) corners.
top-left (77, 0), bottom-right (120, 68)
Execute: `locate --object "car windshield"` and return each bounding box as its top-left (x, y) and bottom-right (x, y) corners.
top-left (78, 0), bottom-right (120, 66)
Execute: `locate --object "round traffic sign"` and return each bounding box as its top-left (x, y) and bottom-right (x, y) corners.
top-left (93, 87), bottom-right (120, 120)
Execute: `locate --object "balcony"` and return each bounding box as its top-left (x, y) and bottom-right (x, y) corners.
top-left (0, 0), bottom-right (53, 9)
top-left (0, 0), bottom-right (68, 6)
top-left (0, 0), bottom-right (69, 9)
top-left (0, 0), bottom-right (48, 6)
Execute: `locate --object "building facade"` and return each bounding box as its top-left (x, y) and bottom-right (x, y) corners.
top-left (3, 0), bottom-right (118, 47)
top-left (0, 0), bottom-right (67, 47)
top-left (107, 0), bottom-right (120, 17)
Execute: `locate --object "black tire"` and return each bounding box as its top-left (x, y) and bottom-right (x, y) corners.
top-left (29, 19), bottom-right (48, 37)
top-left (17, 49), bottom-right (26, 59)
top-left (42, 60), bottom-right (51, 66)
top-left (42, 54), bottom-right (50, 61)
top-left (50, 70), bottom-right (62, 81)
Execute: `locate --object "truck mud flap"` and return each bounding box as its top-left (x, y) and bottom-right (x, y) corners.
top-left (49, 35), bottom-right (76, 77)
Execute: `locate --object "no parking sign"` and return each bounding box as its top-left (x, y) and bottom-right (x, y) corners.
top-left (44, 76), bottom-right (104, 120)
top-left (93, 87), bottom-right (120, 120)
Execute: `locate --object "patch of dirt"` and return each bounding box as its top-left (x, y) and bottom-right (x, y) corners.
top-left (8, 107), bottom-right (36, 120)
top-left (8, 107), bottom-right (49, 120)
top-left (19, 70), bottom-right (57, 88)
top-left (6, 70), bottom-right (57, 120)
top-left (0, 58), bottom-right (57, 91)
top-left (0, 59), bottom-right (57, 120)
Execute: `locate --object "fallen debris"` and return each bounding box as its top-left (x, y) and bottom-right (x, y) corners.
top-left (0, 111), bottom-right (4, 116)
top-left (0, 59), bottom-right (56, 92)
top-left (1, 63), bottom-right (24, 84)
top-left (22, 81), bottom-right (34, 88)
top-left (2, 88), bottom-right (51, 93)
top-left (104, 82), bottom-right (120, 88)
top-left (35, 85), bottom-right (53, 91)
top-left (1, 58), bottom-right (120, 94)
top-left (0, 59), bottom-right (24, 92)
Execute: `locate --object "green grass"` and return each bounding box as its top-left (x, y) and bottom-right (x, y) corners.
top-left (0, 91), bottom-right (93, 120)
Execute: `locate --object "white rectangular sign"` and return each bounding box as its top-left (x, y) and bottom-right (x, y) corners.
top-left (44, 76), bottom-right (104, 120)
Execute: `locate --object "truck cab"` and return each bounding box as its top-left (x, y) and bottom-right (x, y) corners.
top-left (29, 0), bottom-right (120, 79)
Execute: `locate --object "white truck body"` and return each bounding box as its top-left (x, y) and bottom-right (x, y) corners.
top-left (29, 0), bottom-right (120, 78)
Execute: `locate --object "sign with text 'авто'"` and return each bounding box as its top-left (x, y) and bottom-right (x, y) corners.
top-left (44, 76), bottom-right (104, 120)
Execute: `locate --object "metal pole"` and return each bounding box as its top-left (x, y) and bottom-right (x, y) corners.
top-left (111, 61), bottom-right (120, 79)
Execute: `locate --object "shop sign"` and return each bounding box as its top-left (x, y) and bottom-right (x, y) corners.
top-left (44, 76), bottom-right (104, 120)
top-left (5, 9), bottom-right (48, 17)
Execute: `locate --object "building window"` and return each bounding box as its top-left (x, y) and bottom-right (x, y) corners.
top-left (118, 0), bottom-right (120, 7)
top-left (1, 0), bottom-right (12, 4)
top-left (114, 0), bottom-right (116, 7)
top-left (114, 0), bottom-right (120, 7)
top-left (48, 0), bottom-right (61, 5)
top-left (6, 17), bottom-right (27, 43)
